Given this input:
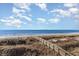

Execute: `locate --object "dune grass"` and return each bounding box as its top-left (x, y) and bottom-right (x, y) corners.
top-left (0, 34), bottom-right (79, 56)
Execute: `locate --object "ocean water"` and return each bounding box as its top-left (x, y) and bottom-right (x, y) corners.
top-left (0, 30), bottom-right (79, 36)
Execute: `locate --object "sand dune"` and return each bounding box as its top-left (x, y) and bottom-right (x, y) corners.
top-left (0, 34), bottom-right (79, 56)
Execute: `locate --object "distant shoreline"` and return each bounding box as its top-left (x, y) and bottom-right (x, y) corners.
top-left (0, 32), bottom-right (79, 39)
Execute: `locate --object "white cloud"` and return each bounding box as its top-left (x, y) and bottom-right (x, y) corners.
top-left (69, 8), bottom-right (79, 14)
top-left (14, 13), bottom-right (32, 22)
top-left (13, 7), bottom-right (21, 14)
top-left (35, 3), bottom-right (48, 11)
top-left (14, 3), bottom-right (48, 11)
top-left (58, 10), bottom-right (71, 16)
top-left (64, 3), bottom-right (77, 8)
top-left (12, 4), bottom-right (33, 23)
top-left (0, 17), bottom-right (22, 28)
top-left (22, 16), bottom-right (32, 22)
top-left (36, 18), bottom-right (46, 23)
top-left (28, 14), bottom-right (32, 17)
top-left (50, 7), bottom-right (79, 20)
top-left (12, 7), bottom-right (32, 22)
top-left (48, 18), bottom-right (61, 24)
top-left (50, 9), bottom-right (71, 16)
top-left (14, 3), bottom-right (31, 11)
top-left (6, 20), bottom-right (22, 28)
top-left (0, 19), bottom-right (8, 22)
top-left (74, 15), bottom-right (79, 19)
top-left (12, 7), bottom-right (26, 14)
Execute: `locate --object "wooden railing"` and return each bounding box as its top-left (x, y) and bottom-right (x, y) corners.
top-left (32, 37), bottom-right (73, 56)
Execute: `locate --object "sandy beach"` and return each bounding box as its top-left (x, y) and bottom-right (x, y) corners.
top-left (0, 32), bottom-right (79, 38)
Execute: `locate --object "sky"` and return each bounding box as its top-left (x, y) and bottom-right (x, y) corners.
top-left (0, 3), bottom-right (79, 30)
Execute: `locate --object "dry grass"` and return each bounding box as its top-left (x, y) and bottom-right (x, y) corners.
top-left (71, 47), bottom-right (79, 56)
top-left (39, 35), bottom-right (79, 56)
top-left (0, 44), bottom-right (55, 56)
top-left (0, 36), bottom-right (56, 56)
top-left (38, 34), bottom-right (79, 40)
top-left (0, 35), bottom-right (79, 56)
top-left (55, 39), bottom-right (79, 56)
top-left (0, 37), bottom-right (39, 46)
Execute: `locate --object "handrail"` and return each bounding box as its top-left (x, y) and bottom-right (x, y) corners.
top-left (32, 37), bottom-right (73, 56)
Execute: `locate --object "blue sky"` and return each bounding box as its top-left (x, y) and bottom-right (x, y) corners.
top-left (0, 3), bottom-right (79, 30)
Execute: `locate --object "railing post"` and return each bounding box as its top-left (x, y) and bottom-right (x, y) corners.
top-left (33, 37), bottom-right (73, 56)
top-left (57, 49), bottom-right (60, 56)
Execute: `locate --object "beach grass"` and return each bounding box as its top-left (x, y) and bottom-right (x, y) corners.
top-left (0, 33), bottom-right (79, 56)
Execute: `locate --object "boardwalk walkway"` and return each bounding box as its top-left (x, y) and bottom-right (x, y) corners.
top-left (32, 37), bottom-right (73, 56)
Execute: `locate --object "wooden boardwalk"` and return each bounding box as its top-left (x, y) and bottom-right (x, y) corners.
top-left (32, 37), bottom-right (73, 56)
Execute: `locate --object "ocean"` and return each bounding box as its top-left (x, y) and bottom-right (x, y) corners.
top-left (0, 30), bottom-right (79, 36)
